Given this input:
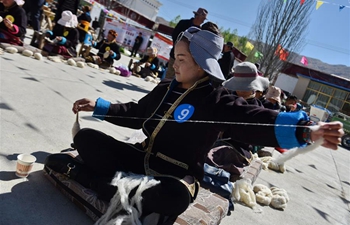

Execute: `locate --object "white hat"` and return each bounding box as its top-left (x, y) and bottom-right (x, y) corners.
top-left (265, 86), bottom-right (282, 103)
top-left (57, 11), bottom-right (78, 28)
top-left (222, 61), bottom-right (270, 92)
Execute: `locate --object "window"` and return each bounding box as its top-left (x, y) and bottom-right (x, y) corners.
top-left (303, 81), bottom-right (350, 116)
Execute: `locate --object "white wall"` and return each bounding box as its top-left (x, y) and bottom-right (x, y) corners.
top-left (294, 75), bottom-right (310, 99)
top-left (119, 0), bottom-right (161, 21)
top-left (274, 73), bottom-right (298, 94)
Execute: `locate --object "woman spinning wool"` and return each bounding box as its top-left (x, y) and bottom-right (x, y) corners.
top-left (0, 0), bottom-right (27, 45)
top-left (45, 25), bottom-right (343, 223)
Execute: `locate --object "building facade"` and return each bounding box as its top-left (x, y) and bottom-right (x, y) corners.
top-left (274, 62), bottom-right (350, 116)
top-left (118, 0), bottom-right (162, 21)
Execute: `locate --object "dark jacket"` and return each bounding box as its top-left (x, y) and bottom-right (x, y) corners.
top-left (139, 55), bottom-right (159, 73)
top-left (95, 78), bottom-right (309, 181)
top-left (218, 51), bottom-right (235, 79)
top-left (92, 20), bottom-right (100, 29)
top-left (54, 0), bottom-right (79, 22)
top-left (47, 24), bottom-right (79, 55)
top-left (133, 35), bottom-right (143, 48)
top-left (56, 0), bottom-right (79, 14)
top-left (0, 3), bottom-right (27, 40)
top-left (96, 39), bottom-right (121, 65)
top-left (170, 18), bottom-right (198, 59)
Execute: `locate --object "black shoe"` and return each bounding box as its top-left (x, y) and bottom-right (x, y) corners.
top-left (44, 154), bottom-right (82, 179)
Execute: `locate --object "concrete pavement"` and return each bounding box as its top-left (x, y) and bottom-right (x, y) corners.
top-left (0, 31), bottom-right (349, 225)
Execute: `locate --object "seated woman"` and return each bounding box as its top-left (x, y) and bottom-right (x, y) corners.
top-left (42, 10), bottom-right (79, 58)
top-left (45, 25), bottom-right (343, 223)
top-left (265, 86), bottom-right (283, 111)
top-left (85, 29), bottom-right (121, 69)
top-left (128, 47), bottom-right (159, 78)
top-left (0, 0), bottom-right (27, 46)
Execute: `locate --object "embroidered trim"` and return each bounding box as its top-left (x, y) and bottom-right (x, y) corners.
top-left (156, 152), bottom-right (189, 170)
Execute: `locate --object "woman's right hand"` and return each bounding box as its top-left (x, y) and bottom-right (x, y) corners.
top-left (72, 98), bottom-right (95, 114)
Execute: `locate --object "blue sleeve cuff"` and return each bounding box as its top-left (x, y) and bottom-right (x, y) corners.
top-left (111, 52), bottom-right (116, 59)
top-left (150, 64), bottom-right (155, 70)
top-left (83, 34), bottom-right (92, 45)
top-left (58, 37), bottom-right (67, 45)
top-left (275, 111), bottom-right (309, 149)
top-left (93, 97), bottom-right (111, 120)
top-left (46, 30), bottom-right (53, 36)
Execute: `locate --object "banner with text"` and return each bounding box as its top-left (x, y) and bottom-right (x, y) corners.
top-left (151, 33), bottom-right (173, 61)
top-left (104, 20), bottom-right (152, 52)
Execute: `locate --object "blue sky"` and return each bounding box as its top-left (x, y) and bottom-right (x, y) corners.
top-left (157, 0), bottom-right (350, 66)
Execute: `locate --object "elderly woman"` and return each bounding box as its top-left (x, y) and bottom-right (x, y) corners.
top-left (128, 46), bottom-right (160, 78)
top-left (42, 10), bottom-right (79, 58)
top-left (45, 25), bottom-right (343, 223)
top-left (0, 0), bottom-right (27, 45)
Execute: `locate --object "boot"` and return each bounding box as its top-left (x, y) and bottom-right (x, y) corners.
top-left (44, 153), bottom-right (93, 188)
top-left (45, 154), bottom-right (82, 178)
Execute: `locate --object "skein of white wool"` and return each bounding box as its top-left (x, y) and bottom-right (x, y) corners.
top-left (272, 125), bottom-right (322, 167)
top-left (22, 49), bottom-right (34, 57)
top-left (233, 178), bottom-right (256, 208)
top-left (268, 160), bottom-right (286, 173)
top-left (72, 112), bottom-right (80, 140)
top-left (114, 69), bottom-right (121, 75)
top-left (76, 61), bottom-right (85, 68)
top-left (67, 58), bottom-right (77, 66)
top-left (5, 46), bottom-right (18, 54)
top-left (253, 184), bottom-right (273, 206)
top-left (33, 52), bottom-right (43, 60)
top-left (270, 187), bottom-right (289, 210)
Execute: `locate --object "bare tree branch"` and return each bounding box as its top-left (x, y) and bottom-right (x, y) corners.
top-left (249, 0), bottom-right (313, 81)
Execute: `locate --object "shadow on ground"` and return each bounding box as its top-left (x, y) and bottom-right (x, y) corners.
top-left (103, 80), bottom-right (149, 94)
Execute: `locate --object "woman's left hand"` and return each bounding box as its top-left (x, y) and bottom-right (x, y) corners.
top-left (311, 121), bottom-right (344, 150)
top-left (4, 18), bottom-right (14, 31)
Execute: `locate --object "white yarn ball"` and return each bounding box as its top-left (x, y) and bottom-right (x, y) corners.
top-left (5, 47), bottom-right (18, 54)
top-left (33, 52), bottom-right (43, 60)
top-left (22, 49), bottom-right (34, 57)
top-left (76, 61), bottom-right (85, 68)
top-left (67, 58), bottom-right (77, 66)
top-left (109, 67), bottom-right (117, 74)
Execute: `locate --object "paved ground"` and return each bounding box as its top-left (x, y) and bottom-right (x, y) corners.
top-left (0, 30), bottom-right (349, 225)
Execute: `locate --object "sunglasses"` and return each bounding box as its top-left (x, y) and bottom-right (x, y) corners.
top-left (176, 27), bottom-right (201, 44)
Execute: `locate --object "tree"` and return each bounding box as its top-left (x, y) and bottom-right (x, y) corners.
top-left (249, 0), bottom-right (314, 81)
top-left (219, 28), bottom-right (251, 56)
top-left (169, 15), bottom-right (181, 28)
